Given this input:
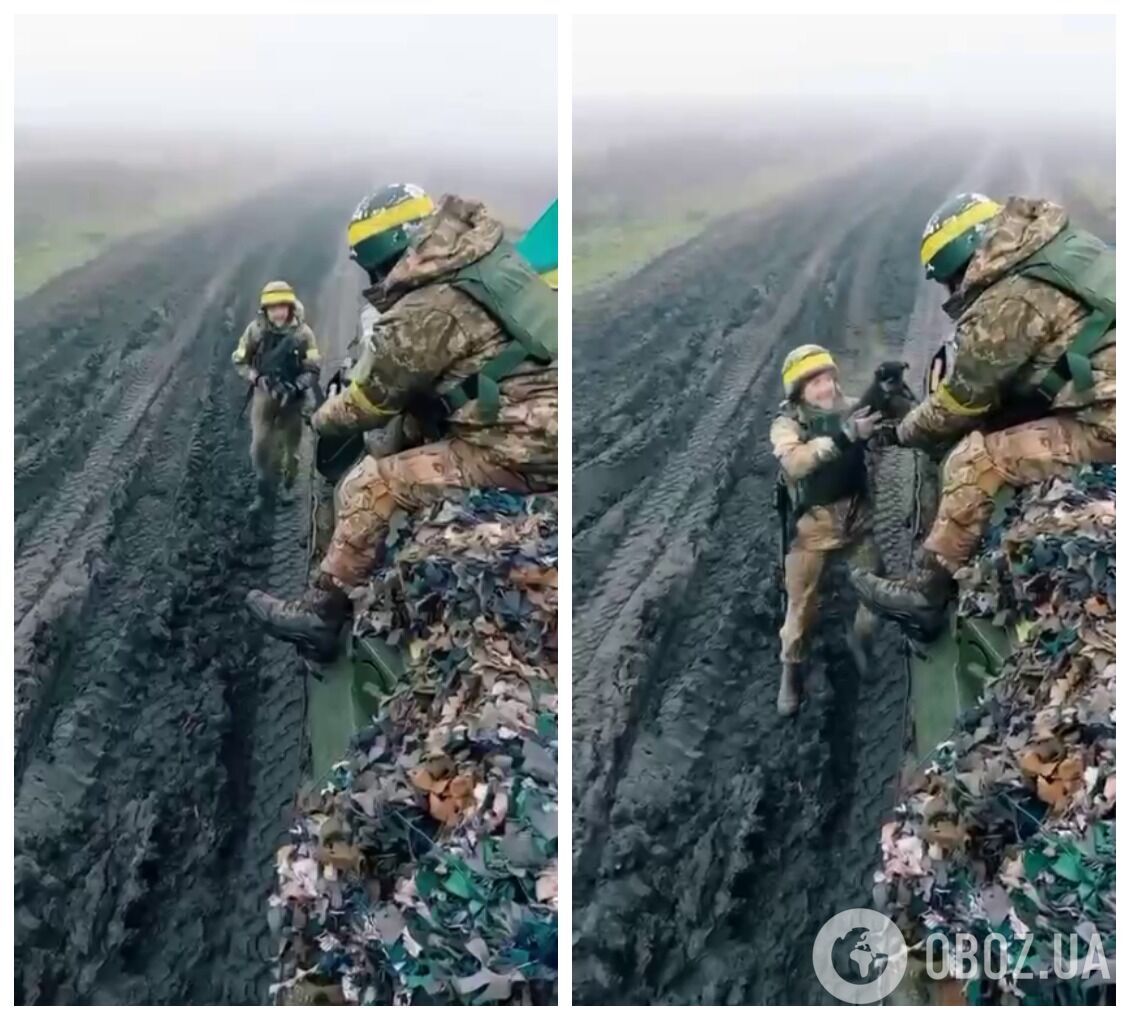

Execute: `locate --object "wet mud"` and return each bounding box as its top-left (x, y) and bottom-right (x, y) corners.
top-left (14, 177), bottom-right (365, 1004)
top-left (571, 147), bottom-right (1073, 1003)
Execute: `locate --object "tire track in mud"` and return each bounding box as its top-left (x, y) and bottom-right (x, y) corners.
top-left (14, 179), bottom-right (363, 1004)
top-left (571, 150), bottom-right (1022, 1004)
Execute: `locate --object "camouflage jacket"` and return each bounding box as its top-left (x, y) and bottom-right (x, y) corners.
top-left (899, 198), bottom-right (1116, 449)
top-left (313, 195), bottom-right (557, 484)
top-left (771, 393), bottom-right (872, 551)
top-left (232, 302), bottom-right (321, 384)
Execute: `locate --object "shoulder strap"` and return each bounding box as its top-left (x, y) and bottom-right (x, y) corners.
top-left (1011, 224), bottom-right (1116, 401)
top-left (440, 240), bottom-right (558, 422)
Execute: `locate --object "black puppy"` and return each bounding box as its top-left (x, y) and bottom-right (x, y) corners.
top-left (852, 360), bottom-right (916, 421)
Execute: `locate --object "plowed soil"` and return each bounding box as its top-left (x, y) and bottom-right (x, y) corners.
top-left (571, 147), bottom-right (1071, 1004)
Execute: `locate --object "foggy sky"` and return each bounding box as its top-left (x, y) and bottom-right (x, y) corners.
top-left (575, 14), bottom-right (1114, 128)
top-left (15, 14), bottom-right (556, 161)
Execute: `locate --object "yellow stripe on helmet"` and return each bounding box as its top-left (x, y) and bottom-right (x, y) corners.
top-left (782, 350), bottom-right (836, 391)
top-left (261, 289), bottom-right (297, 306)
top-left (920, 200), bottom-right (1002, 267)
top-left (347, 194), bottom-right (436, 249)
top-left (347, 379), bottom-right (395, 417)
top-left (935, 380), bottom-right (991, 416)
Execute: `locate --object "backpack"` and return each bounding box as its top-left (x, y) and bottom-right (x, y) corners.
top-left (1010, 224), bottom-right (1115, 401)
top-left (432, 240), bottom-right (557, 423)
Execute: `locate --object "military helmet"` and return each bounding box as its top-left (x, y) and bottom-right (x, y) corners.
top-left (260, 280), bottom-right (297, 308)
top-left (347, 183), bottom-right (435, 271)
top-left (782, 344), bottom-right (837, 399)
top-left (920, 193), bottom-right (1002, 283)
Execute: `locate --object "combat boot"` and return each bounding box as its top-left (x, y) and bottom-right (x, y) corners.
top-left (777, 662), bottom-right (802, 717)
top-left (276, 460), bottom-right (298, 506)
top-left (850, 550), bottom-right (954, 641)
top-left (249, 476), bottom-right (276, 517)
top-left (246, 573), bottom-right (351, 662)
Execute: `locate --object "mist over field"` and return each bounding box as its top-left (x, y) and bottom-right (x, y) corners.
top-left (13, 14), bottom-right (556, 1006)
top-left (570, 13), bottom-right (1114, 1005)
top-left (15, 13), bottom-right (557, 295)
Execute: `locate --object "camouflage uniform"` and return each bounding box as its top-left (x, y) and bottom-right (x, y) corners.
top-left (232, 304), bottom-right (321, 494)
top-left (897, 198), bottom-right (1115, 571)
top-left (771, 394), bottom-right (883, 665)
top-left (312, 195), bottom-right (557, 589)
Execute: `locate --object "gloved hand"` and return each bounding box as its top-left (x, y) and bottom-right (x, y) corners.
top-left (871, 420), bottom-right (900, 449)
top-left (254, 373), bottom-right (273, 394)
top-left (843, 406), bottom-right (883, 443)
top-left (272, 380), bottom-right (298, 406)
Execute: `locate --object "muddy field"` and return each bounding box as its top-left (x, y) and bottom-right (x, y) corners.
top-left (571, 144), bottom-right (1110, 1004)
top-left (13, 176), bottom-right (364, 1004)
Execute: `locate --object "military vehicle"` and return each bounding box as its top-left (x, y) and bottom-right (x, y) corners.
top-left (887, 342), bottom-right (1113, 1006)
top-left (301, 199), bottom-right (558, 780)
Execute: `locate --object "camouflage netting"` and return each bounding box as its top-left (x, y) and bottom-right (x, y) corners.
top-left (270, 490), bottom-right (558, 1005)
top-left (876, 466), bottom-right (1115, 1003)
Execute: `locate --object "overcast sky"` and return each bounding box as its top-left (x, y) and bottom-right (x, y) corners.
top-left (15, 14), bottom-right (556, 160)
top-left (575, 14), bottom-right (1114, 127)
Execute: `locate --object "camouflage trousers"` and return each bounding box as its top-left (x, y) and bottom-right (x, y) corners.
top-left (780, 521), bottom-right (883, 665)
top-left (250, 389), bottom-right (303, 489)
top-left (321, 438), bottom-right (536, 589)
top-left (924, 414), bottom-right (1116, 572)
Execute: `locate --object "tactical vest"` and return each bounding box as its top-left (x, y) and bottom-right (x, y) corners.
top-left (253, 324), bottom-right (305, 385)
top-left (434, 239), bottom-right (557, 423)
top-left (780, 404), bottom-right (868, 514)
top-left (1009, 223), bottom-right (1115, 402)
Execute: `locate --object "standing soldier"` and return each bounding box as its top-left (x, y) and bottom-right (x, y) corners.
top-left (232, 280), bottom-right (322, 514)
top-left (772, 345), bottom-right (884, 716)
top-left (852, 195), bottom-right (1116, 636)
top-left (246, 185), bottom-right (557, 658)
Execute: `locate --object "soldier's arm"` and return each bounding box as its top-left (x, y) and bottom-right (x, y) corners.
top-left (771, 415), bottom-right (840, 480)
top-left (313, 304), bottom-right (463, 434)
top-left (297, 323), bottom-right (321, 369)
top-left (231, 322), bottom-right (259, 382)
top-left (295, 324), bottom-right (322, 386)
top-left (898, 295), bottom-right (1049, 448)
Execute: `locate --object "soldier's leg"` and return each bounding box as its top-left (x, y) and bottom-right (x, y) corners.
top-left (853, 415), bottom-right (1114, 638)
top-left (778, 547), bottom-right (824, 715)
top-left (249, 390), bottom-right (280, 511)
top-left (924, 416), bottom-right (1115, 571)
top-left (321, 438), bottom-right (530, 590)
top-left (280, 403), bottom-right (303, 490)
top-left (845, 533), bottom-right (884, 642)
top-left (780, 548), bottom-right (825, 663)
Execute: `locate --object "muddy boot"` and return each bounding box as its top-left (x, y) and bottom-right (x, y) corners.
top-left (274, 458), bottom-right (298, 506)
top-left (777, 662), bottom-right (802, 717)
top-left (850, 550), bottom-right (954, 642)
top-left (249, 476), bottom-right (276, 517)
top-left (245, 574), bottom-right (350, 662)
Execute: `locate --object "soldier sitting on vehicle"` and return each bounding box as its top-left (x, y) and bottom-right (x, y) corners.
top-left (851, 194), bottom-right (1115, 637)
top-left (246, 184), bottom-right (558, 660)
top-left (232, 280), bottom-right (322, 514)
top-left (772, 345), bottom-right (886, 716)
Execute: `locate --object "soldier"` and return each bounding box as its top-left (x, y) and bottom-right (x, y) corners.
top-left (232, 280), bottom-right (321, 513)
top-left (852, 194), bottom-right (1115, 636)
top-left (246, 184), bottom-right (558, 659)
top-left (772, 345), bottom-right (884, 716)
